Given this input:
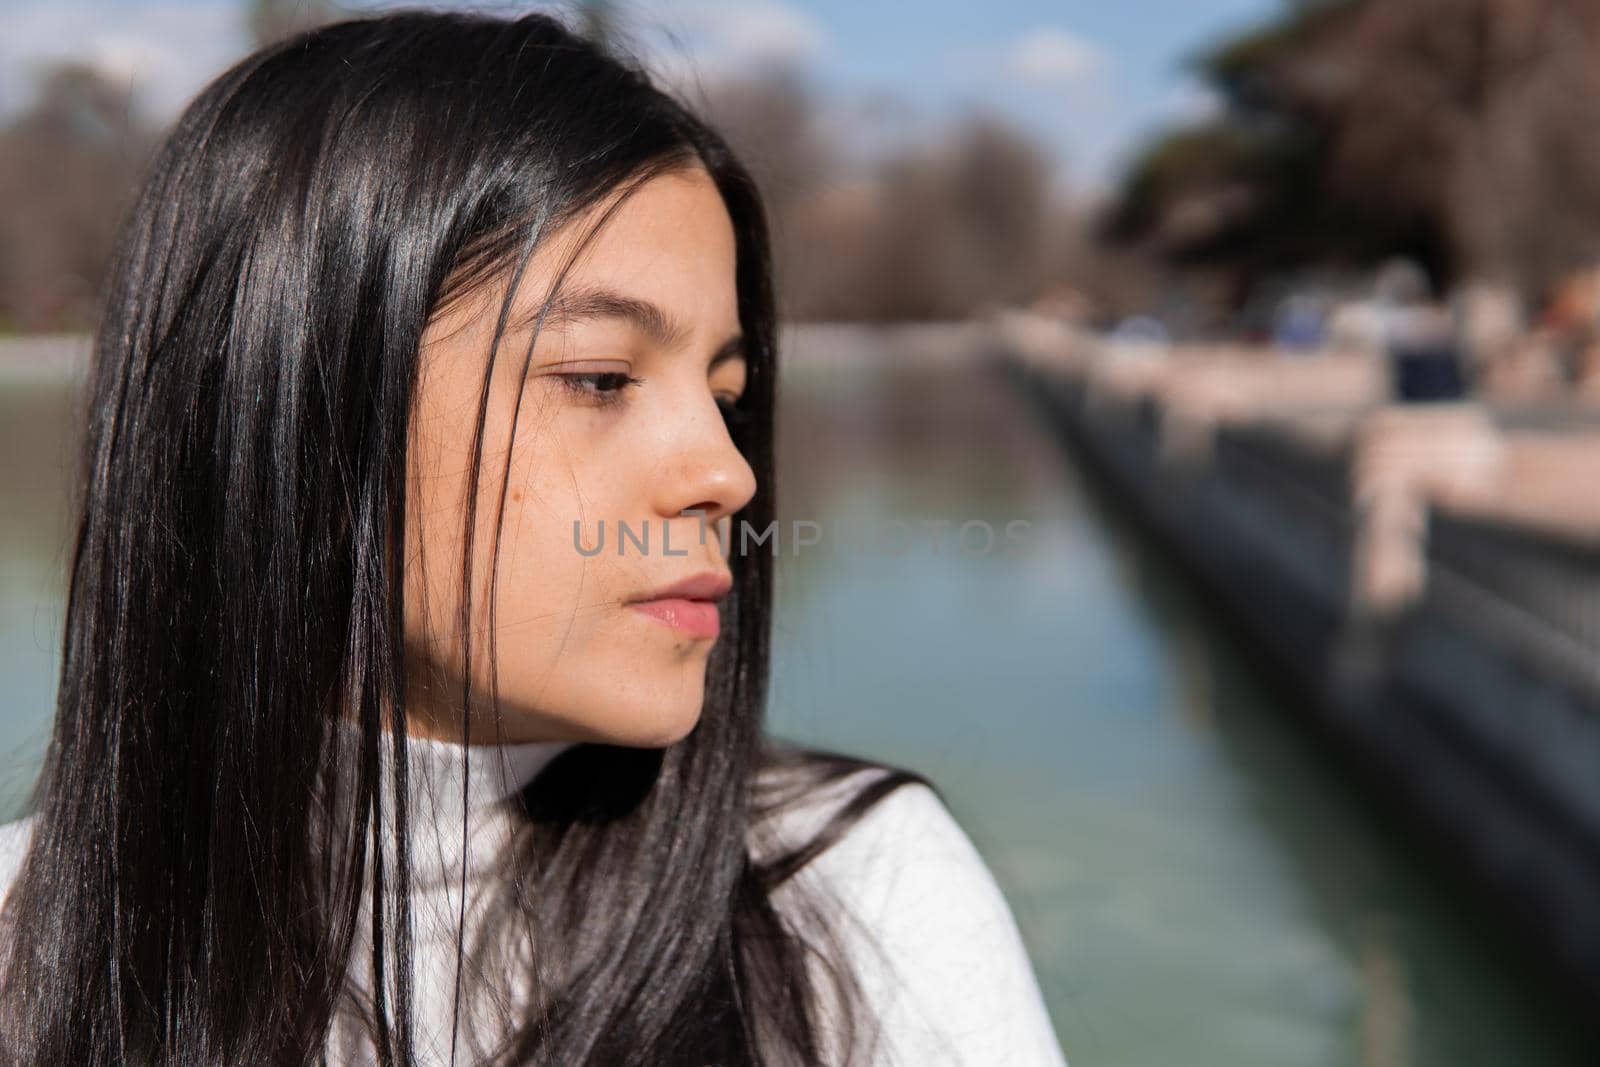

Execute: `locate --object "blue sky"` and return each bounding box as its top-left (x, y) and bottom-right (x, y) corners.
top-left (0, 0), bottom-right (1287, 194)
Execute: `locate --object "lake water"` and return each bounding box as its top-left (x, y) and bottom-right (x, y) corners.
top-left (1, 327), bottom-right (1595, 1064)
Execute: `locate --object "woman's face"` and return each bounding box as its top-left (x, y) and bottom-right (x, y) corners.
top-left (402, 165), bottom-right (757, 746)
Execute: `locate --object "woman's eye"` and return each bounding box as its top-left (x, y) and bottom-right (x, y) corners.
top-left (552, 371), bottom-right (643, 406)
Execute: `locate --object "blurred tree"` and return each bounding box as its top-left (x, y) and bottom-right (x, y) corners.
top-left (249, 0), bottom-right (337, 47)
top-left (0, 62), bottom-right (156, 331)
top-left (867, 115), bottom-right (1062, 320)
top-left (692, 67), bottom-right (845, 318)
top-left (576, 0), bottom-right (620, 54)
top-left (1107, 0), bottom-right (1600, 306)
top-left (698, 67), bottom-right (1077, 321)
top-left (696, 66), bottom-right (834, 222)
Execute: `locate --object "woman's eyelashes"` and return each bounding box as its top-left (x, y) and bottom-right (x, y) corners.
top-left (551, 370), bottom-right (645, 409)
top-left (550, 367), bottom-right (748, 426)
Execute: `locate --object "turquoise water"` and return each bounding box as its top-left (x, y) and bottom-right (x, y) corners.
top-left (0, 359), bottom-right (77, 816)
top-left (2, 328), bottom-right (1595, 1063)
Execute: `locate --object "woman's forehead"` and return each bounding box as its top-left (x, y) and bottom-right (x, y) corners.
top-left (515, 170), bottom-right (739, 336)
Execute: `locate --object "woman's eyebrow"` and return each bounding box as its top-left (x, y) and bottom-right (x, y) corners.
top-left (527, 282), bottom-right (745, 367)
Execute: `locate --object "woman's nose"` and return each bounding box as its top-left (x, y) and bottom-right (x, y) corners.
top-left (656, 392), bottom-right (758, 528)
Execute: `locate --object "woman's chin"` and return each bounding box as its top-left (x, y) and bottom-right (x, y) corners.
top-left (612, 703), bottom-right (704, 748)
top-left (517, 693), bottom-right (704, 750)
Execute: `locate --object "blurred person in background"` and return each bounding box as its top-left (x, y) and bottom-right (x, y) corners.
top-left (1540, 264), bottom-right (1600, 401)
top-left (1271, 291), bottom-right (1328, 352)
top-left (1374, 258), bottom-right (1465, 402)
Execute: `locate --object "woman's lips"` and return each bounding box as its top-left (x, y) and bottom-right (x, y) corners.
top-left (629, 596), bottom-right (720, 638)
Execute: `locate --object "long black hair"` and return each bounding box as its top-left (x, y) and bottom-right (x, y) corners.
top-left (0, 8), bottom-right (933, 1065)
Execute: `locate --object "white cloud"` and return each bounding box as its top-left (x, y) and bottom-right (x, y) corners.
top-left (0, 1), bottom-right (248, 122)
top-left (679, 0), bottom-right (824, 64)
top-left (621, 0), bottom-right (826, 92)
top-left (1004, 27), bottom-right (1103, 86)
top-left (946, 26), bottom-right (1107, 95)
top-left (1158, 78), bottom-right (1224, 124)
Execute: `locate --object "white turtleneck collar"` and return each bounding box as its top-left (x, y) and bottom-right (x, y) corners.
top-left (328, 717), bottom-right (582, 893)
top-left (322, 720), bottom-right (583, 1063)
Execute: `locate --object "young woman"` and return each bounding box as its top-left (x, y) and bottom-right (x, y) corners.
top-left (0, 9), bottom-right (1066, 1065)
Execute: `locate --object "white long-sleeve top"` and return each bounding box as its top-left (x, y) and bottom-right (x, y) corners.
top-left (0, 734), bottom-right (1067, 1066)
